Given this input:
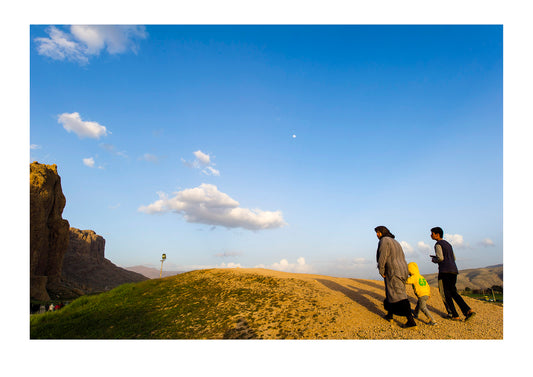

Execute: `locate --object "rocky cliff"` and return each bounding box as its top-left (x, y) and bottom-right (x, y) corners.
top-left (30, 162), bottom-right (147, 301)
top-left (62, 228), bottom-right (147, 294)
top-left (30, 162), bottom-right (70, 301)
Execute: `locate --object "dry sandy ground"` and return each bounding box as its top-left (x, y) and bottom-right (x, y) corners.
top-left (221, 268), bottom-right (503, 340)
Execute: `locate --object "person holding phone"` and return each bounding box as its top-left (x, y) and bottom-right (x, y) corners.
top-left (430, 226), bottom-right (476, 322)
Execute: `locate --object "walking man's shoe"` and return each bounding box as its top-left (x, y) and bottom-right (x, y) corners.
top-left (465, 310), bottom-right (476, 322)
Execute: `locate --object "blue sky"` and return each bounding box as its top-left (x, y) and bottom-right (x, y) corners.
top-left (29, 25), bottom-right (503, 279)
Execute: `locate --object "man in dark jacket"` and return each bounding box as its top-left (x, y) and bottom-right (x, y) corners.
top-left (430, 227), bottom-right (476, 321)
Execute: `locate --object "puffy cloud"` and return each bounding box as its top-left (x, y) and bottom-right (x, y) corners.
top-left (417, 241), bottom-right (432, 253)
top-left (71, 25), bottom-right (147, 55)
top-left (258, 257), bottom-right (313, 274)
top-left (35, 25), bottom-right (147, 65)
top-left (58, 112), bottom-right (108, 139)
top-left (444, 233), bottom-right (466, 248)
top-left (182, 150), bottom-right (220, 176)
top-left (34, 26), bottom-right (89, 64)
top-left (479, 238), bottom-right (495, 247)
top-left (83, 157), bottom-right (95, 168)
top-left (399, 241), bottom-right (415, 256)
top-left (193, 150), bottom-right (211, 165)
top-left (139, 183), bottom-right (286, 230)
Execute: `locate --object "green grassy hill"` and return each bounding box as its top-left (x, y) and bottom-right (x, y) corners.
top-left (31, 268), bottom-right (315, 339)
top-left (30, 268), bottom-right (503, 340)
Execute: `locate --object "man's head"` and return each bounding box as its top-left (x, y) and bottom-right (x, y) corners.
top-left (431, 226), bottom-right (443, 240)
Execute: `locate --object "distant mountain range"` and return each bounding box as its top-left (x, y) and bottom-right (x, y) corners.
top-left (125, 265), bottom-right (185, 279)
top-left (424, 264), bottom-right (503, 290)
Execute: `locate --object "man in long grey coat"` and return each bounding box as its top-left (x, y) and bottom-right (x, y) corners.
top-left (375, 226), bottom-right (417, 328)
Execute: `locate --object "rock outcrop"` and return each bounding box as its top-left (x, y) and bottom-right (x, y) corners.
top-left (30, 162), bottom-right (70, 301)
top-left (62, 228), bottom-right (147, 294)
top-left (30, 162), bottom-right (148, 301)
top-left (67, 228), bottom-right (105, 264)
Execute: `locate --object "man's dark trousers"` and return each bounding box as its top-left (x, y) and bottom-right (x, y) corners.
top-left (438, 272), bottom-right (471, 317)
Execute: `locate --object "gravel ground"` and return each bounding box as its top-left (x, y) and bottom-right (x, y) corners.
top-left (221, 268), bottom-right (503, 340)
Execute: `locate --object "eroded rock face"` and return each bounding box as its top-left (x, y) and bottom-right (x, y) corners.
top-left (67, 228), bottom-right (105, 263)
top-left (30, 162), bottom-right (70, 301)
top-left (62, 228), bottom-right (147, 293)
top-left (30, 162), bottom-right (147, 300)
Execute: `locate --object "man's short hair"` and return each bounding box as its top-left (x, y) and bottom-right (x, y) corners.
top-left (431, 227), bottom-right (443, 237)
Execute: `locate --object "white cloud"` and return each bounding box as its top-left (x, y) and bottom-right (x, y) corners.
top-left (30, 144), bottom-right (41, 150)
top-left (400, 241), bottom-right (415, 256)
top-left (258, 257), bottom-right (313, 274)
top-left (83, 157), bottom-right (95, 168)
top-left (480, 238), bottom-right (495, 247)
top-left (193, 150), bottom-right (211, 165)
top-left (58, 112), bottom-right (108, 139)
top-left (417, 241), bottom-right (432, 253)
top-left (71, 25), bottom-right (146, 55)
top-left (34, 26), bottom-right (89, 64)
top-left (83, 156), bottom-right (104, 169)
top-left (219, 262), bottom-right (243, 269)
top-left (182, 150), bottom-right (220, 176)
top-left (202, 166), bottom-right (220, 176)
top-left (139, 183), bottom-right (286, 230)
top-left (444, 233), bottom-right (466, 248)
top-left (35, 25), bottom-right (147, 65)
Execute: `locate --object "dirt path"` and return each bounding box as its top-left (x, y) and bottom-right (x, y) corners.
top-left (223, 268), bottom-right (503, 340)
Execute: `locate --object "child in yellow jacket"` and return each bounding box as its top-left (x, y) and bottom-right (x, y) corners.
top-left (406, 262), bottom-right (437, 325)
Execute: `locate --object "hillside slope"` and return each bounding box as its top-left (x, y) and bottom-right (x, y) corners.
top-left (125, 265), bottom-right (184, 279)
top-left (30, 268), bottom-right (502, 340)
top-left (425, 264), bottom-right (503, 290)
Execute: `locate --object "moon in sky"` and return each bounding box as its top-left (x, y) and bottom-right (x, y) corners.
top-left (292, 134), bottom-right (296, 138)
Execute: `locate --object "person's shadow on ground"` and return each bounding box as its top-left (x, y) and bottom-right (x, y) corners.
top-left (316, 278), bottom-right (448, 323)
top-left (316, 279), bottom-right (385, 317)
